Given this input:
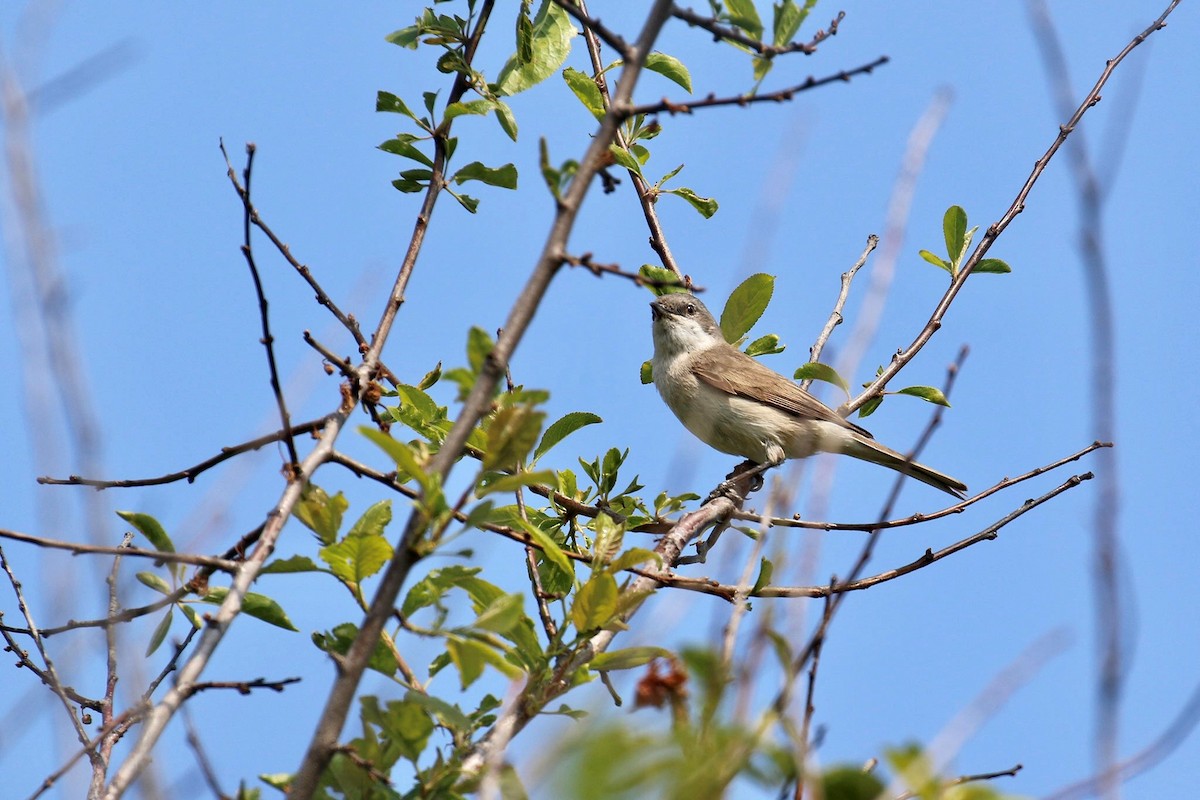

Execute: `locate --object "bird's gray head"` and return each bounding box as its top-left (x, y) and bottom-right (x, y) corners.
top-left (650, 293), bottom-right (723, 356)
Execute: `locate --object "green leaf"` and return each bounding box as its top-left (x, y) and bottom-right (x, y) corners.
top-left (447, 637), bottom-right (521, 688)
top-left (590, 646), bottom-right (674, 671)
top-left (361, 696), bottom-right (434, 764)
top-left (118, 511), bottom-right (174, 554)
top-left (821, 765), bottom-right (886, 800)
top-left (516, 6), bottom-right (535, 63)
top-left (453, 161), bottom-right (518, 189)
top-left (897, 386), bottom-right (950, 407)
top-left (744, 333), bottom-right (785, 357)
top-left (476, 469), bottom-right (557, 497)
top-left (293, 484), bottom-right (349, 546)
top-left (563, 67), bottom-right (605, 121)
top-left (640, 360), bottom-right (654, 385)
top-left (320, 534), bottom-right (394, 586)
top-left (402, 689), bottom-right (472, 731)
top-left (417, 362), bottom-right (442, 390)
top-left (794, 362), bottom-right (850, 395)
top-left (943, 205), bottom-right (968, 265)
top-left (376, 90), bottom-right (416, 118)
top-left (535, 412), bottom-right (602, 461)
top-left (751, 557), bottom-right (773, 594)
top-left (494, 100), bottom-right (519, 141)
top-left (725, 0), bottom-right (764, 39)
top-left (472, 593), bottom-right (525, 635)
top-left (261, 555), bottom-right (322, 575)
top-left (136, 571), bottom-right (171, 595)
top-left (485, 406), bottom-right (546, 471)
top-left (444, 99), bottom-right (493, 121)
top-left (858, 395), bottom-right (883, 419)
top-left (146, 608), bottom-right (173, 657)
top-left (773, 0), bottom-right (812, 46)
top-left (494, 0), bottom-right (576, 96)
top-left (918, 248), bottom-right (952, 273)
top-left (348, 500), bottom-right (393, 539)
top-left (638, 264), bottom-right (687, 295)
top-left (571, 572), bottom-right (619, 631)
top-left (203, 587), bottom-right (298, 631)
top-left (449, 190), bottom-right (479, 213)
top-left (973, 258), bottom-right (1012, 274)
top-left (467, 326), bottom-right (494, 373)
top-left (359, 428), bottom-right (430, 488)
top-left (312, 623), bottom-right (397, 677)
top-left (608, 547), bottom-right (662, 573)
top-left (644, 52), bottom-right (692, 92)
top-left (378, 134), bottom-right (434, 168)
top-left (384, 26), bottom-right (421, 50)
top-left (514, 517), bottom-right (572, 574)
top-left (608, 144), bottom-right (642, 176)
top-left (662, 186), bottom-right (718, 218)
top-left (720, 273), bottom-right (775, 343)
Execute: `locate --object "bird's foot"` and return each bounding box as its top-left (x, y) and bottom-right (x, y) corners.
top-left (704, 460), bottom-right (769, 504)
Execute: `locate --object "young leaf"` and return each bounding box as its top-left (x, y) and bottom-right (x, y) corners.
top-left (897, 386), bottom-right (951, 407)
top-left (378, 134), bottom-right (434, 168)
top-left (571, 572), bottom-right (619, 631)
top-left (535, 412), bottom-right (602, 461)
top-left (466, 326), bottom-right (494, 373)
top-left (475, 469), bottom-right (557, 497)
top-left (471, 593), bottom-right (525, 635)
top-left (744, 333), bottom-right (785, 357)
top-left (858, 395), bottom-right (884, 418)
top-left (452, 161), bottom-right (518, 189)
top-left (608, 547), bottom-right (662, 573)
top-left (644, 52), bottom-right (692, 92)
top-left (203, 587), bottom-right (298, 631)
top-left (514, 518), bottom-right (572, 574)
top-left (773, 0), bottom-right (812, 46)
top-left (376, 90), bottom-right (416, 118)
top-left (417, 361), bottom-right (442, 390)
top-left (443, 99), bottom-right (492, 121)
top-left (494, 100), bottom-right (518, 141)
top-left (640, 359), bottom-right (654, 385)
top-left (793, 362), bottom-right (850, 395)
top-left (590, 646), bottom-right (674, 671)
top-left (484, 406), bottom-right (546, 471)
top-left (320, 535), bottom-right (394, 586)
top-left (294, 484), bottom-right (349, 546)
top-left (720, 273), bottom-right (775, 343)
top-left (942, 205), bottom-right (968, 266)
top-left (136, 571), bottom-right (172, 595)
top-left (638, 264), bottom-right (687, 295)
top-left (563, 67), bottom-right (605, 121)
top-left (918, 248), bottom-right (952, 273)
top-left (118, 511), bottom-right (174, 554)
top-left (751, 557), bottom-right (774, 594)
top-left (608, 144), bottom-right (643, 176)
top-left (260, 555), bottom-right (322, 575)
top-left (973, 258), bottom-right (1012, 274)
top-left (347, 500), bottom-right (392, 539)
top-left (725, 0), bottom-right (764, 39)
top-left (493, 0), bottom-right (575, 96)
top-left (662, 186), bottom-right (718, 218)
top-left (146, 609), bottom-right (173, 657)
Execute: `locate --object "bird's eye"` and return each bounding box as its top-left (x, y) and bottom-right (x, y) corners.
top-left (686, 303), bottom-right (695, 315)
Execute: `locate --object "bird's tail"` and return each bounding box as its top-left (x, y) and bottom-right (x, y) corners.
top-left (841, 435), bottom-right (967, 499)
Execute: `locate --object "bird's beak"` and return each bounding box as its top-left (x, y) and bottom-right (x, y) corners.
top-left (649, 299), bottom-right (661, 321)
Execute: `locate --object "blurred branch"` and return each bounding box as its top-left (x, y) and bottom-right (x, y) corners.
top-left (1025, 2), bottom-right (1137, 793)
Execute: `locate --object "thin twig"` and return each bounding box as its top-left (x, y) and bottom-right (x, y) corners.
top-left (221, 141), bottom-right (300, 471)
top-left (733, 440), bottom-right (1109, 532)
top-left (803, 234), bottom-right (878, 382)
top-left (38, 418), bottom-right (327, 488)
top-left (629, 56), bottom-right (889, 117)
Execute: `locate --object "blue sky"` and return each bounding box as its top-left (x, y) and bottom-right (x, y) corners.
top-left (1, 2), bottom-right (1197, 798)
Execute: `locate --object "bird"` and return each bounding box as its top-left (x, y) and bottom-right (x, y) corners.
top-left (649, 292), bottom-right (967, 499)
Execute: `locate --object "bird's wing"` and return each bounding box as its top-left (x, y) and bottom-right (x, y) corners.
top-left (691, 346), bottom-right (873, 438)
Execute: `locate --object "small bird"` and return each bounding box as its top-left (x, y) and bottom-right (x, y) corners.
top-left (649, 293), bottom-right (967, 499)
